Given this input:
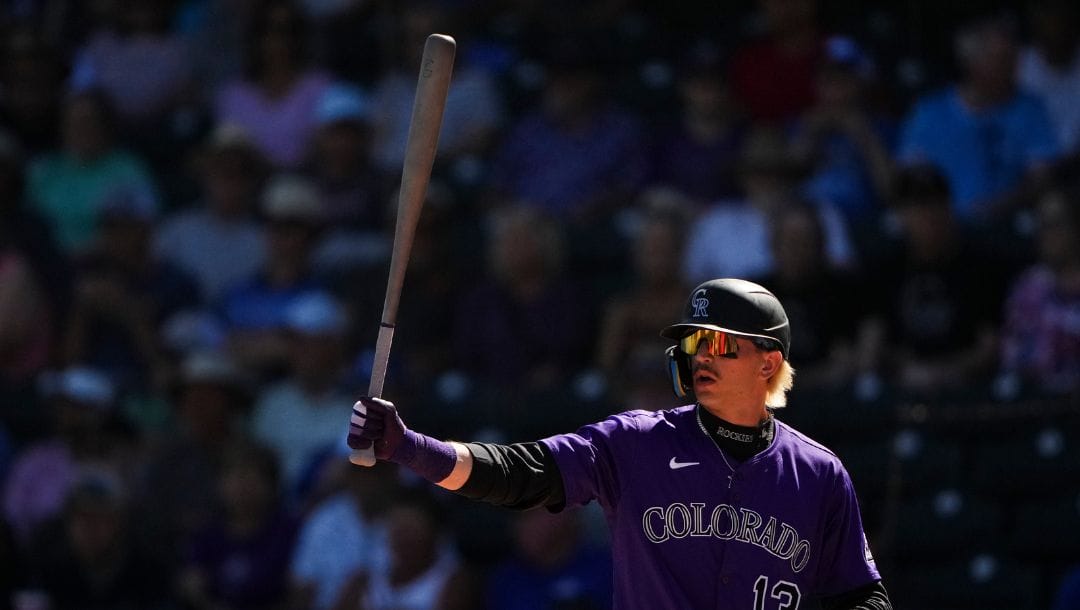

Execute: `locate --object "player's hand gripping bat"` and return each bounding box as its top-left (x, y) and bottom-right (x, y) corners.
top-left (350, 34), bottom-right (456, 466)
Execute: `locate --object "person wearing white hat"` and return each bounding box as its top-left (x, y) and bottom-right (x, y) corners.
top-left (219, 174), bottom-right (329, 376)
top-left (250, 292), bottom-right (356, 497)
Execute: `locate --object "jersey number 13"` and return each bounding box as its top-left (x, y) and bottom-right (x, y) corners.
top-left (753, 575), bottom-right (801, 610)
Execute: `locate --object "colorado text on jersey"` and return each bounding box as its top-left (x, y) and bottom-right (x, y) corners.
top-left (641, 502), bottom-right (812, 573)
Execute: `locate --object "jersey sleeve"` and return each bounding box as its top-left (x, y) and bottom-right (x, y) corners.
top-left (538, 413), bottom-right (637, 510)
top-left (814, 465), bottom-right (882, 597)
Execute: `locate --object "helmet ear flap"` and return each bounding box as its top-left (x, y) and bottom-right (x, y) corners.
top-left (666, 346), bottom-right (694, 399)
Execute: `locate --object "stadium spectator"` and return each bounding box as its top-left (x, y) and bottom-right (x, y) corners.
top-left (27, 89), bottom-right (158, 254)
top-left (682, 126), bottom-right (856, 283)
top-left (29, 471), bottom-right (173, 610)
top-left (998, 188), bottom-right (1080, 396)
top-left (307, 82), bottom-right (384, 230)
top-left (213, 0), bottom-right (332, 169)
top-left (331, 489), bottom-right (477, 610)
top-left (306, 82), bottom-right (394, 276)
top-left (154, 125), bottom-right (269, 304)
top-left (0, 132), bottom-right (65, 413)
top-left (2, 366), bottom-right (133, 548)
top-left (791, 35), bottom-right (897, 234)
top-left (1018, 0), bottom-right (1080, 154)
top-left (897, 14), bottom-right (1060, 225)
top-left (289, 460), bottom-right (400, 610)
top-left (0, 130), bottom-right (71, 337)
top-left (647, 41), bottom-right (746, 205)
top-left (133, 350), bottom-right (252, 572)
top-left (452, 205), bottom-right (589, 403)
top-left (728, 0), bottom-right (825, 123)
top-left (219, 174), bottom-right (328, 376)
top-left (178, 439), bottom-right (298, 610)
top-left (385, 182), bottom-right (467, 402)
top-left (370, 2), bottom-right (505, 179)
top-left (250, 291), bottom-right (356, 498)
top-left (69, 0), bottom-right (194, 137)
top-left (754, 201), bottom-right (875, 392)
top-left (595, 192), bottom-right (691, 411)
top-left (486, 32), bottom-right (647, 222)
top-left (487, 507), bottom-right (613, 610)
top-left (62, 184), bottom-right (200, 395)
top-left (866, 164), bottom-right (1010, 399)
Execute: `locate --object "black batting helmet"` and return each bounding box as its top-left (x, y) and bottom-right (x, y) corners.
top-left (661, 279), bottom-right (791, 398)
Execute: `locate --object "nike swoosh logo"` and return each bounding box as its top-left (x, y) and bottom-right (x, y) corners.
top-left (669, 457), bottom-right (701, 470)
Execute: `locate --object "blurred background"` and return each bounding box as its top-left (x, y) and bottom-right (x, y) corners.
top-left (0, 0), bottom-right (1078, 608)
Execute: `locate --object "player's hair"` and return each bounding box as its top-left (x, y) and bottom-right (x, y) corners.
top-left (765, 360), bottom-right (795, 409)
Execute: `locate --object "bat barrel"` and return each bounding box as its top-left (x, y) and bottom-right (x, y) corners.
top-left (381, 33), bottom-right (456, 325)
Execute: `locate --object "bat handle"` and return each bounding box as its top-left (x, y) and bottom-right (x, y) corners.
top-left (350, 323), bottom-right (394, 467)
top-left (351, 446), bottom-right (376, 467)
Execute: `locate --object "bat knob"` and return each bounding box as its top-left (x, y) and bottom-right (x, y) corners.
top-left (350, 447), bottom-right (376, 467)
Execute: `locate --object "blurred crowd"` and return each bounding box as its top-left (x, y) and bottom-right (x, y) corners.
top-left (1, 0), bottom-right (1079, 608)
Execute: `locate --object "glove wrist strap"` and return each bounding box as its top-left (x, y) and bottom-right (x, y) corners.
top-left (391, 429), bottom-right (458, 483)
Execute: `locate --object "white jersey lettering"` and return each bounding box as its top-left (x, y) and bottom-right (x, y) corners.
top-left (642, 502), bottom-right (812, 573)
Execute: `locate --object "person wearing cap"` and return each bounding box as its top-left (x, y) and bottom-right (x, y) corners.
top-left (306, 82), bottom-right (387, 232)
top-left (3, 366), bottom-right (131, 549)
top-left (304, 83), bottom-right (394, 275)
top-left (346, 278), bottom-right (891, 609)
top-left (219, 173), bottom-right (328, 375)
top-left (251, 291), bottom-right (356, 497)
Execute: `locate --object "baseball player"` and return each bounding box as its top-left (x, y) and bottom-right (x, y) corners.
top-left (349, 278), bottom-right (891, 609)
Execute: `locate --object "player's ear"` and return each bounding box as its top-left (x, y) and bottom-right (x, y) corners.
top-left (760, 350), bottom-right (782, 378)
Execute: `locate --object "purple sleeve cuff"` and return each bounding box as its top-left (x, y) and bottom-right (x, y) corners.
top-left (391, 429), bottom-right (458, 483)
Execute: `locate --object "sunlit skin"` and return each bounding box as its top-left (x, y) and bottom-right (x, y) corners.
top-left (691, 336), bottom-right (781, 426)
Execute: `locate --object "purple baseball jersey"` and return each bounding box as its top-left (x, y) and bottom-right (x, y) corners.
top-left (539, 404), bottom-right (880, 609)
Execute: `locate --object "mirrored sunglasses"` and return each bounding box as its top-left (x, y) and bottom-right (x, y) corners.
top-left (678, 329), bottom-right (740, 358)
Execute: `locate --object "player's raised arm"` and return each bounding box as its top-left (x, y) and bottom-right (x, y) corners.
top-left (347, 397), bottom-right (565, 509)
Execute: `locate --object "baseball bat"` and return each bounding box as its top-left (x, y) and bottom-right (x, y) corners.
top-left (351, 33), bottom-right (456, 466)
